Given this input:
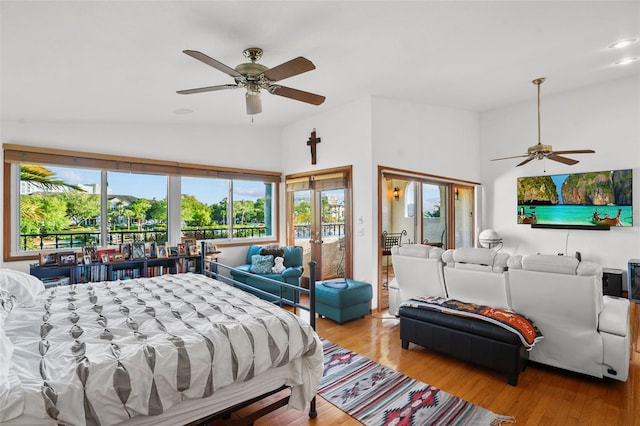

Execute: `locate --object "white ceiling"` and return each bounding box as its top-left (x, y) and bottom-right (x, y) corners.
top-left (2, 1), bottom-right (639, 128)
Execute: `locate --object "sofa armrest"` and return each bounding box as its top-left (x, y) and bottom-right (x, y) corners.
top-left (230, 264), bottom-right (251, 274)
top-left (281, 266), bottom-right (303, 279)
top-left (598, 296), bottom-right (629, 337)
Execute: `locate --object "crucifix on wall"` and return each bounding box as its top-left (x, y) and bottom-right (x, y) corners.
top-left (307, 129), bottom-right (321, 165)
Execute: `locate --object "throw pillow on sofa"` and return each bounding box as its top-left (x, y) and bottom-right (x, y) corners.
top-left (250, 254), bottom-right (274, 274)
top-left (259, 244), bottom-right (285, 258)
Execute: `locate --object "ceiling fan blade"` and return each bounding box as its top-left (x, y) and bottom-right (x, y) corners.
top-left (269, 85), bottom-right (326, 105)
top-left (516, 156), bottom-right (535, 167)
top-left (490, 154), bottom-right (530, 161)
top-left (548, 154), bottom-right (579, 165)
top-left (550, 149), bottom-right (595, 155)
top-left (183, 50), bottom-right (242, 78)
top-left (263, 57), bottom-right (316, 82)
top-left (177, 84), bottom-right (238, 95)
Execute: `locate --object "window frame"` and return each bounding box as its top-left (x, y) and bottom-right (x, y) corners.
top-left (3, 144), bottom-right (281, 262)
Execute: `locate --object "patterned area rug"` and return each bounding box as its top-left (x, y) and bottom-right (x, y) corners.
top-left (319, 340), bottom-right (515, 425)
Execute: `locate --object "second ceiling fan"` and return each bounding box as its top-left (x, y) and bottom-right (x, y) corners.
top-left (491, 78), bottom-right (595, 167)
top-left (177, 47), bottom-right (326, 115)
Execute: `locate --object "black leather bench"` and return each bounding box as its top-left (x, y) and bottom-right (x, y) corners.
top-left (399, 305), bottom-right (528, 386)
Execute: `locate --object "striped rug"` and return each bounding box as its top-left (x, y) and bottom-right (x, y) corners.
top-left (319, 340), bottom-right (515, 425)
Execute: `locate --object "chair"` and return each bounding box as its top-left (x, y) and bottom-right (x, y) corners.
top-left (381, 230), bottom-right (406, 289)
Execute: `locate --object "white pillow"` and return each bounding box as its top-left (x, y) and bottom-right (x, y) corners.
top-left (0, 288), bottom-right (17, 327)
top-left (0, 268), bottom-right (45, 307)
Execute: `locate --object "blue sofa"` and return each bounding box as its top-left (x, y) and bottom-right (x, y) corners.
top-left (229, 245), bottom-right (304, 303)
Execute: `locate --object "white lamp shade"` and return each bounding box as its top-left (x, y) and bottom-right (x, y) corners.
top-left (245, 91), bottom-right (262, 115)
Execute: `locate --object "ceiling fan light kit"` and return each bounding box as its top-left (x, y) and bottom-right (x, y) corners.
top-left (491, 77), bottom-right (595, 167)
top-left (178, 47), bottom-right (326, 116)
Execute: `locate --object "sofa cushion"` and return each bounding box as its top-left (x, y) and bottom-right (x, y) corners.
top-left (599, 296), bottom-right (629, 337)
top-left (282, 246), bottom-right (303, 268)
top-left (443, 248), bottom-right (508, 272)
top-left (452, 247), bottom-right (496, 266)
top-left (518, 254), bottom-right (579, 275)
top-left (250, 254), bottom-right (274, 274)
top-left (259, 244), bottom-right (285, 258)
top-left (392, 244), bottom-right (444, 260)
top-left (392, 244), bottom-right (431, 258)
top-left (577, 261), bottom-right (602, 276)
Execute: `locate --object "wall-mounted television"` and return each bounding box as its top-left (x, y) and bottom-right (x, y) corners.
top-left (517, 169), bottom-right (633, 228)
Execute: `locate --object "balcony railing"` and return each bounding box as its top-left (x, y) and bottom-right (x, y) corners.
top-left (21, 223), bottom-right (344, 251)
top-left (294, 223), bottom-right (345, 238)
top-left (21, 226), bottom-right (271, 251)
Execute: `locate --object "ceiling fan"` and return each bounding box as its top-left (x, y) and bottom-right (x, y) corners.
top-left (177, 47), bottom-right (326, 115)
top-left (491, 78), bottom-right (595, 167)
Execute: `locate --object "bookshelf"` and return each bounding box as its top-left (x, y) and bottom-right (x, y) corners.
top-left (30, 253), bottom-right (203, 286)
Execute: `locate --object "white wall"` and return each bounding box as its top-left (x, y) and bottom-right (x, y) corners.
top-left (480, 75), bottom-right (640, 284)
top-left (0, 120), bottom-right (283, 271)
top-left (372, 97), bottom-right (481, 183)
top-left (282, 97), bottom-right (375, 294)
top-left (281, 96), bottom-right (481, 308)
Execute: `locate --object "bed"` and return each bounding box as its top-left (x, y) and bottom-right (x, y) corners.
top-left (0, 267), bottom-right (323, 426)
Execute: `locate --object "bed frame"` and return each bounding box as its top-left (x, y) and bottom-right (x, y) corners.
top-left (199, 257), bottom-right (318, 425)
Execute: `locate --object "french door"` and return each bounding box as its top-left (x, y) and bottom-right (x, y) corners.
top-left (380, 168), bottom-right (477, 309)
top-left (286, 167), bottom-right (352, 285)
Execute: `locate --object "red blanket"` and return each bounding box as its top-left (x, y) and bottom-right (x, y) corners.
top-left (401, 296), bottom-right (543, 349)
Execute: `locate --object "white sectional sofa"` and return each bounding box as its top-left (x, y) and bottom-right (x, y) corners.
top-left (508, 254), bottom-right (629, 381)
top-left (391, 246), bottom-right (630, 382)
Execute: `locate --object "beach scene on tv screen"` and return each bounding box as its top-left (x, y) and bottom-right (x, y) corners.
top-left (517, 169), bottom-right (633, 227)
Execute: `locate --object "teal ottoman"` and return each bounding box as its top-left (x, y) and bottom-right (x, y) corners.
top-left (315, 278), bottom-right (372, 324)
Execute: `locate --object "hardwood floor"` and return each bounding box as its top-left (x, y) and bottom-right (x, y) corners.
top-left (227, 302), bottom-right (639, 425)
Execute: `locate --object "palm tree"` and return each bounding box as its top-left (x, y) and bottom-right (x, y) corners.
top-left (20, 164), bottom-right (83, 192)
top-left (19, 164), bottom-right (85, 245)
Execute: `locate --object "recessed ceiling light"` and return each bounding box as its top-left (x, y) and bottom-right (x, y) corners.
top-left (614, 57), bottom-right (639, 65)
top-left (609, 38), bottom-right (637, 49)
top-left (173, 108), bottom-right (193, 114)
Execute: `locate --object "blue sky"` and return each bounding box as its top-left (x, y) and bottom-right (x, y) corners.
top-left (50, 166), bottom-right (264, 204)
top-left (551, 174), bottom-right (568, 204)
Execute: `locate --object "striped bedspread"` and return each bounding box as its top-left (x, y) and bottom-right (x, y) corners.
top-left (2, 273), bottom-right (322, 426)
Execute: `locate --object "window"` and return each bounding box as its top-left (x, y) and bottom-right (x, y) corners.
top-left (106, 171), bottom-right (168, 245)
top-left (381, 168), bottom-right (478, 250)
top-left (232, 180), bottom-right (274, 239)
top-left (4, 144), bottom-right (281, 260)
top-left (18, 165), bottom-right (101, 250)
top-left (404, 181), bottom-right (415, 218)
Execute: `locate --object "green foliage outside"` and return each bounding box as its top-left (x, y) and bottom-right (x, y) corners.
top-left (424, 204), bottom-right (441, 218)
top-left (294, 199), bottom-right (311, 224)
top-left (19, 164), bottom-right (271, 250)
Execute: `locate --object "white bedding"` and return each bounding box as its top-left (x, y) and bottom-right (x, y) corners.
top-left (1, 273), bottom-right (323, 426)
